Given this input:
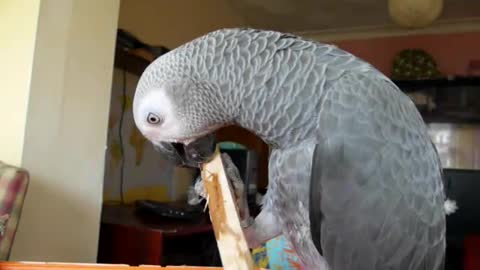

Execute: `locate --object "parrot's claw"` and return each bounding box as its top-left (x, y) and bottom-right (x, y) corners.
top-left (231, 176), bottom-right (246, 205)
top-left (220, 153), bottom-right (249, 220)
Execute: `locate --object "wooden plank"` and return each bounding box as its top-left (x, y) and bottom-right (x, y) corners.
top-left (201, 149), bottom-right (256, 270)
top-left (0, 261), bottom-right (265, 270)
top-left (0, 262), bottom-right (222, 270)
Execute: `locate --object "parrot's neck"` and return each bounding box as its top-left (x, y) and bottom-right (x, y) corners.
top-left (223, 73), bottom-right (324, 149)
top-left (200, 32), bottom-right (339, 148)
top-left (181, 29), bottom-right (331, 148)
top-left (233, 98), bottom-right (321, 149)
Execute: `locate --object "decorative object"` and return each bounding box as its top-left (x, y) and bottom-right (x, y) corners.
top-left (389, 0), bottom-right (443, 28)
top-left (392, 48), bottom-right (442, 80)
top-left (0, 214), bottom-right (10, 236)
top-left (0, 161), bottom-right (29, 260)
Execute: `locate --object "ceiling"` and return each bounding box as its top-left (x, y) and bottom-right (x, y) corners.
top-left (227, 0), bottom-right (480, 33)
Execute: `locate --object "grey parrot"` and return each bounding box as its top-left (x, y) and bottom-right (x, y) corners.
top-left (132, 28), bottom-right (456, 270)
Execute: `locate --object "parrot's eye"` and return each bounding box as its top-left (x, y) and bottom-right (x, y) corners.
top-left (147, 113), bottom-right (162, 125)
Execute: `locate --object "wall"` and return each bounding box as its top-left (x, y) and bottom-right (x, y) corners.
top-left (329, 32), bottom-right (480, 170)
top-left (102, 0), bottom-right (248, 203)
top-left (115, 4), bottom-right (480, 189)
top-left (103, 68), bottom-right (196, 204)
top-left (0, 0), bottom-right (41, 166)
top-left (7, 0), bottom-right (120, 262)
top-left (118, 0), bottom-right (245, 49)
top-left (332, 31), bottom-right (480, 77)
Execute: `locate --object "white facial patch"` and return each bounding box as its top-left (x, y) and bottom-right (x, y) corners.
top-left (134, 88), bottom-right (182, 142)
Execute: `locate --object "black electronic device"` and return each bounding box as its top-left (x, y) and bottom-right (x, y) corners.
top-left (135, 200), bottom-right (204, 221)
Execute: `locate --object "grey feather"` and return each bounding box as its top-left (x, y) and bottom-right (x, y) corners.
top-left (133, 28), bottom-right (447, 270)
top-left (309, 73), bottom-right (445, 270)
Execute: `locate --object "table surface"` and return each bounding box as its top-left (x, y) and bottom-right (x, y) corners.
top-left (101, 203), bottom-right (213, 236)
top-left (0, 261), bottom-right (233, 270)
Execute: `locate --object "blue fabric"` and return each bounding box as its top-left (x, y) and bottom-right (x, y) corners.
top-left (252, 235), bottom-right (303, 269)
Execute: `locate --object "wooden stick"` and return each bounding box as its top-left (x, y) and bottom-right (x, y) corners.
top-left (201, 149), bottom-right (256, 270)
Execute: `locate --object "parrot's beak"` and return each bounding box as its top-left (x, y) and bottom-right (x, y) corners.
top-left (153, 134), bottom-right (217, 168)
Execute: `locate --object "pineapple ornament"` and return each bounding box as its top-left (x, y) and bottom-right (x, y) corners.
top-left (392, 49), bottom-right (443, 80)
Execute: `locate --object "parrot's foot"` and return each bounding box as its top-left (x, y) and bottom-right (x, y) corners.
top-left (243, 209), bottom-right (282, 249)
top-left (187, 152), bottom-right (282, 249)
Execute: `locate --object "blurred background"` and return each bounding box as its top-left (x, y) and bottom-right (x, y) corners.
top-left (2, 0), bottom-right (480, 269)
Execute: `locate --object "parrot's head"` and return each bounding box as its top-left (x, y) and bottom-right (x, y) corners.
top-left (133, 76), bottom-right (228, 168)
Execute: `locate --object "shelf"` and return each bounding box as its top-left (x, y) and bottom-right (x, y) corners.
top-left (421, 111), bottom-right (480, 124)
top-left (114, 47), bottom-right (152, 76)
top-left (392, 76), bottom-right (480, 124)
top-left (393, 76), bottom-right (480, 92)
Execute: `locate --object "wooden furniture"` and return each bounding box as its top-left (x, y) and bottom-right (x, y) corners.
top-left (97, 204), bottom-right (213, 266)
top-left (393, 76), bottom-right (480, 124)
top-left (0, 262), bottom-right (223, 270)
top-left (0, 262), bottom-right (266, 270)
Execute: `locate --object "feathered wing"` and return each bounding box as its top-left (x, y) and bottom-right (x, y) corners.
top-left (309, 72), bottom-right (446, 270)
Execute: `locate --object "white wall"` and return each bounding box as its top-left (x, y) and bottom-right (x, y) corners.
top-left (0, 0), bottom-right (41, 166)
top-left (103, 68), bottom-right (197, 204)
top-left (6, 0), bottom-right (120, 262)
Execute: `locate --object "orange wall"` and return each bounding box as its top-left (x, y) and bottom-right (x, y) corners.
top-left (333, 31), bottom-right (480, 77)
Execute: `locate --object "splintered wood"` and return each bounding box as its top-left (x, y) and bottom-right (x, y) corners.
top-left (201, 150), bottom-right (255, 270)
